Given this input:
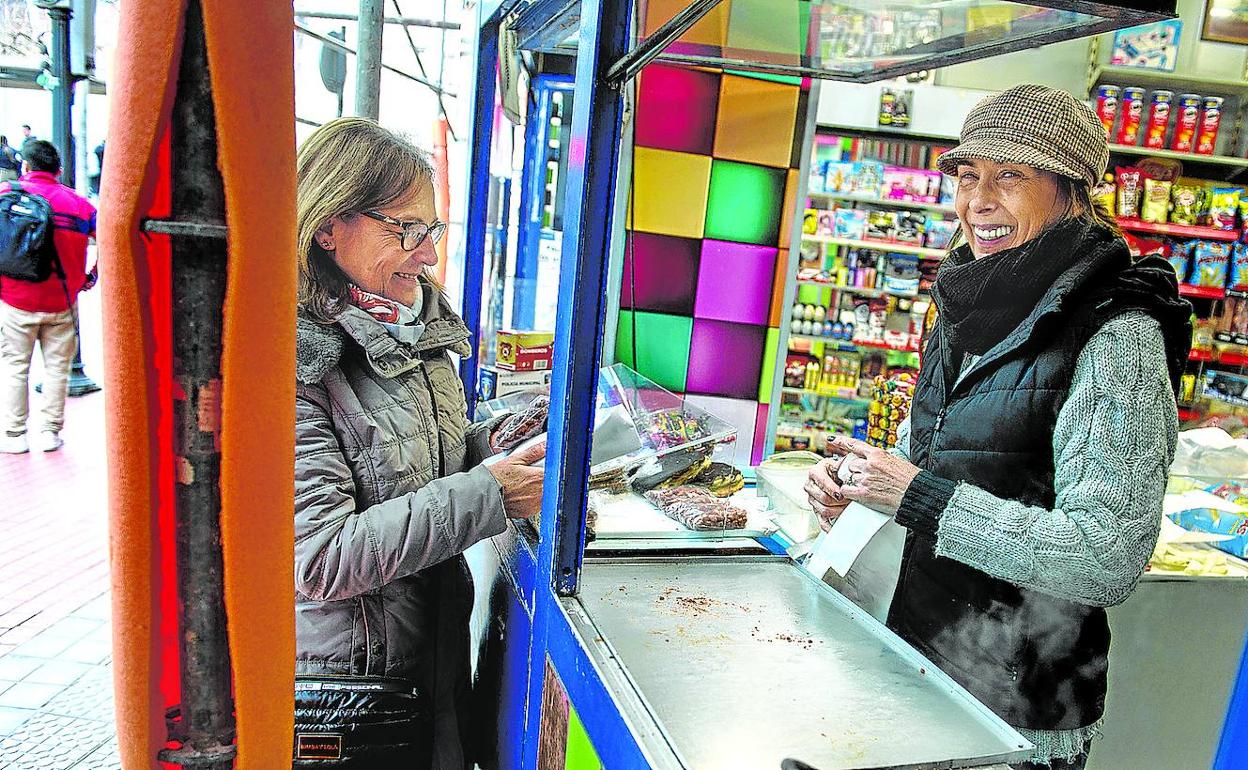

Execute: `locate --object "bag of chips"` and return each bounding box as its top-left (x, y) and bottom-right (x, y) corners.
top-left (1209, 187), bottom-right (1243, 231)
top-left (1192, 240), bottom-right (1231, 288)
top-left (1141, 178), bottom-right (1172, 224)
top-left (1230, 242), bottom-right (1248, 289)
top-left (1115, 167), bottom-right (1143, 218)
top-left (1171, 182), bottom-right (1205, 226)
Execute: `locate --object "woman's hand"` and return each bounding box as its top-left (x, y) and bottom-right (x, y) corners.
top-left (806, 456), bottom-right (850, 531)
top-left (826, 435), bottom-right (921, 516)
top-left (487, 442), bottom-right (547, 519)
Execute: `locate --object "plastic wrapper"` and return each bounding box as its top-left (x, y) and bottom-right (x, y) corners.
top-left (1208, 187), bottom-right (1242, 231)
top-left (1192, 241), bottom-right (1231, 288)
top-left (1140, 178), bottom-right (1171, 223)
top-left (1115, 167), bottom-right (1142, 218)
top-left (1092, 173), bottom-right (1116, 215)
top-left (492, 395), bottom-right (550, 450)
top-left (644, 486), bottom-right (749, 531)
top-left (1170, 182), bottom-right (1205, 226)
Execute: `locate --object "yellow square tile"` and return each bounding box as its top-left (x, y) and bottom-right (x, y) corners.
top-left (713, 75), bottom-right (799, 169)
top-left (779, 169), bottom-right (799, 250)
top-left (630, 147), bottom-right (712, 239)
top-left (644, 0), bottom-right (729, 47)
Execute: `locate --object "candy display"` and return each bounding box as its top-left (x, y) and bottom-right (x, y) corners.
top-left (1197, 96), bottom-right (1224, 156)
top-left (866, 373), bottom-right (915, 449)
top-left (1116, 167), bottom-right (1143, 218)
top-left (1095, 85), bottom-right (1120, 136)
top-left (1116, 86), bottom-right (1146, 145)
top-left (1170, 182), bottom-right (1205, 226)
top-left (644, 486), bottom-right (750, 531)
top-left (1171, 93), bottom-right (1202, 152)
top-left (1141, 178), bottom-right (1172, 224)
top-left (643, 409), bottom-right (717, 450)
top-left (1144, 90), bottom-right (1173, 149)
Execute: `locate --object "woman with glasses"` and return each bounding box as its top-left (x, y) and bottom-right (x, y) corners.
top-left (292, 118), bottom-right (545, 769)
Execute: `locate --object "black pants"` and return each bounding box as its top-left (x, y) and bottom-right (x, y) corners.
top-left (1012, 753), bottom-right (1088, 770)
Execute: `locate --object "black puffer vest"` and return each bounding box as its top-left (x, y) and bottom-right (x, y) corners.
top-left (887, 231), bottom-right (1189, 731)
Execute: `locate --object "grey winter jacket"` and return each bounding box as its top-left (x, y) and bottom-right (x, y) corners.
top-left (294, 283), bottom-right (506, 769)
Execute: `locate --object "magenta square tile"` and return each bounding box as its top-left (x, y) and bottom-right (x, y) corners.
top-left (694, 240), bottom-right (777, 325)
top-left (619, 232), bottom-right (701, 315)
top-left (751, 403), bottom-right (770, 466)
top-left (685, 319), bottom-right (766, 400)
top-left (635, 64), bottom-right (720, 155)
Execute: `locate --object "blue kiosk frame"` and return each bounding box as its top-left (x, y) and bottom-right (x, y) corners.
top-left (457, 2), bottom-right (1248, 768)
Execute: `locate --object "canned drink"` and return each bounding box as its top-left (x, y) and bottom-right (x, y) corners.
top-left (1171, 93), bottom-right (1203, 152)
top-left (1144, 90), bottom-right (1173, 150)
top-left (1095, 85), bottom-right (1120, 136)
top-left (1116, 87), bottom-right (1146, 145)
top-left (1197, 96), bottom-right (1225, 155)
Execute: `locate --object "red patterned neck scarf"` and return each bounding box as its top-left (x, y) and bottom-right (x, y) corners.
top-left (348, 284), bottom-right (420, 325)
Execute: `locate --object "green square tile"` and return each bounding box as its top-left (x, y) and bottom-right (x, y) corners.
top-left (724, 69), bottom-right (804, 86)
top-left (705, 160), bottom-right (787, 245)
top-left (795, 284), bottom-right (831, 305)
top-left (759, 327), bottom-right (780, 404)
top-left (615, 310), bottom-right (693, 393)
top-left (565, 707), bottom-right (602, 770)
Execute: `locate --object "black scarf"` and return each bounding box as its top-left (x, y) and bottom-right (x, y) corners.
top-left (931, 217), bottom-right (1104, 356)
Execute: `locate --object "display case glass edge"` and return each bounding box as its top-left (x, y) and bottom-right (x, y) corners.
top-left (764, 78), bottom-right (823, 461)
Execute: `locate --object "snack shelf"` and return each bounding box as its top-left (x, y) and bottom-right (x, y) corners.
top-left (787, 334), bottom-right (920, 356)
top-left (807, 191), bottom-right (956, 216)
top-left (1191, 349), bottom-right (1215, 362)
top-left (1092, 65), bottom-right (1248, 100)
top-left (1107, 143), bottom-right (1248, 170)
top-left (1219, 351), bottom-right (1248, 368)
top-left (1117, 218), bottom-right (1240, 242)
top-left (801, 234), bottom-right (947, 259)
top-left (779, 387), bottom-right (870, 406)
top-left (796, 279), bottom-right (922, 300)
top-left (1179, 284), bottom-right (1227, 300)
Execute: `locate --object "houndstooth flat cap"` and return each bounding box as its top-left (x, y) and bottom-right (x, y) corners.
top-left (937, 84), bottom-right (1109, 187)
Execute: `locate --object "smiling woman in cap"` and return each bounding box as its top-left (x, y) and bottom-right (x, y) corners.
top-left (805, 85), bottom-right (1192, 770)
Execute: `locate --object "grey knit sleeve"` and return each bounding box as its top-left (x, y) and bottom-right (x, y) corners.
top-left (933, 311), bottom-right (1177, 608)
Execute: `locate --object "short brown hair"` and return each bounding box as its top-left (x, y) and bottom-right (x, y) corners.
top-left (296, 118), bottom-right (435, 322)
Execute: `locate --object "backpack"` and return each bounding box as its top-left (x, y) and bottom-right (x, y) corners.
top-left (0, 182), bottom-right (62, 282)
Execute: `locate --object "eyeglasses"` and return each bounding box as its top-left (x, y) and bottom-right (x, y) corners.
top-left (360, 210), bottom-right (448, 251)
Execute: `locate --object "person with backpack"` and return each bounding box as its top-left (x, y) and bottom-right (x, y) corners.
top-left (0, 139), bottom-right (97, 453)
top-left (0, 137), bottom-right (19, 182)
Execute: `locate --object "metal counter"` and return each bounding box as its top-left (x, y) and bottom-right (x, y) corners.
top-left (575, 556), bottom-right (1032, 770)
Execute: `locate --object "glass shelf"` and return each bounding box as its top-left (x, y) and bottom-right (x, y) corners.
top-left (516, 1), bottom-right (1176, 85)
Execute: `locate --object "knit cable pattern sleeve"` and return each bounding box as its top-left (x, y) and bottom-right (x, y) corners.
top-left (933, 311), bottom-right (1177, 608)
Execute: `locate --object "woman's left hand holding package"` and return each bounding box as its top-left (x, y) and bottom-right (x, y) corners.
top-left (826, 435), bottom-right (921, 516)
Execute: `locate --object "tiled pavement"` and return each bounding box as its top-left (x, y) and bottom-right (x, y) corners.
top-left (0, 287), bottom-right (118, 769)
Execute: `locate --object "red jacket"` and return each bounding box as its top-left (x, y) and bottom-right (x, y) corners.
top-left (0, 171), bottom-right (96, 313)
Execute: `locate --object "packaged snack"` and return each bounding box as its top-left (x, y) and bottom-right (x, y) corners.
top-left (1137, 156), bottom-right (1183, 182)
top-left (833, 208), bottom-right (868, 240)
top-left (924, 216), bottom-right (958, 250)
top-left (1123, 231), bottom-right (1170, 258)
top-left (1209, 187), bottom-right (1243, 231)
top-left (849, 161), bottom-right (885, 197)
top-left (1197, 96), bottom-right (1224, 155)
top-left (1092, 173), bottom-right (1116, 215)
top-left (1144, 90), bottom-right (1173, 149)
top-left (1241, 195), bottom-right (1248, 242)
top-left (894, 211), bottom-right (926, 244)
top-left (1170, 182), bottom-right (1205, 226)
top-left (824, 161), bottom-right (855, 194)
top-left (1179, 374), bottom-right (1197, 404)
top-left (1192, 241), bottom-right (1231, 288)
top-left (1232, 243), bottom-right (1248, 289)
top-left (1141, 178), bottom-right (1172, 223)
top-left (1170, 506), bottom-right (1248, 560)
top-left (816, 209), bottom-right (836, 236)
top-left (865, 210), bottom-right (899, 241)
top-left (1166, 240), bottom-right (1192, 283)
top-left (803, 208), bottom-right (819, 235)
top-left (1115, 167), bottom-right (1143, 218)
top-left (1193, 317), bottom-right (1215, 353)
top-left (1116, 87), bottom-right (1146, 145)
top-left (1094, 85), bottom-right (1120, 136)
top-left (1171, 94), bottom-right (1202, 152)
